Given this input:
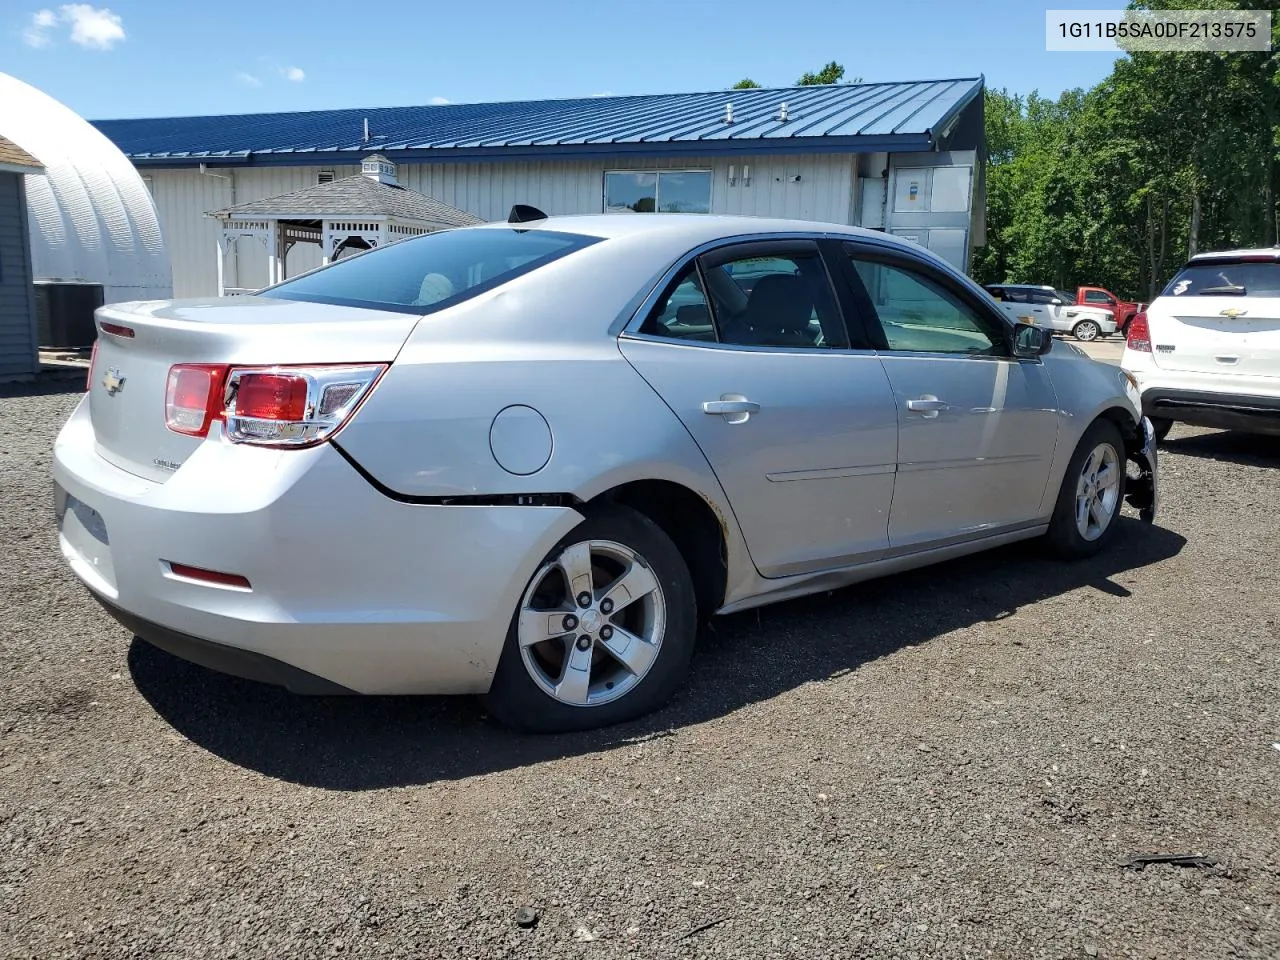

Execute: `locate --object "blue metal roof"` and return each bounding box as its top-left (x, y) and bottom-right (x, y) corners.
top-left (91, 78), bottom-right (984, 168)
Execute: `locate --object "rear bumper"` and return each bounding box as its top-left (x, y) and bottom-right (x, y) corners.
top-left (93, 593), bottom-right (354, 694)
top-left (1141, 387), bottom-right (1280, 435)
top-left (52, 395), bottom-right (582, 695)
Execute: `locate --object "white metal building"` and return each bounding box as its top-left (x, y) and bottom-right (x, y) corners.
top-left (91, 78), bottom-right (986, 299)
top-left (0, 73), bottom-right (172, 305)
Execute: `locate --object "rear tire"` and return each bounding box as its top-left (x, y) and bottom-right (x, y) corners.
top-left (1045, 419), bottom-right (1127, 559)
top-left (482, 504), bottom-right (697, 734)
top-left (1072, 319), bottom-right (1101, 342)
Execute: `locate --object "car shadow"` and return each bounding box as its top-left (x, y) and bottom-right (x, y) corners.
top-left (1162, 429), bottom-right (1280, 468)
top-left (128, 517), bottom-right (1186, 791)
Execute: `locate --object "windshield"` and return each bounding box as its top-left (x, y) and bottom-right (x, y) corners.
top-left (1163, 260), bottom-right (1280, 298)
top-left (1055, 290), bottom-right (1076, 304)
top-left (260, 227), bottom-right (604, 313)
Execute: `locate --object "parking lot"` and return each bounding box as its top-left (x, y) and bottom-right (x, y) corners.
top-left (2, 377), bottom-right (1278, 960)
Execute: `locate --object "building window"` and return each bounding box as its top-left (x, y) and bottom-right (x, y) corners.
top-left (604, 170), bottom-right (711, 214)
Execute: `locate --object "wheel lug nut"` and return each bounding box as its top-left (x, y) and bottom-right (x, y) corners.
top-left (576, 592), bottom-right (592, 608)
top-left (600, 598), bottom-right (614, 614)
top-left (562, 614), bottom-right (578, 631)
top-left (575, 635), bottom-right (592, 651)
top-left (600, 625), bottom-right (613, 641)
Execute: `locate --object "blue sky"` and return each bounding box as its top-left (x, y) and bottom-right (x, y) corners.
top-left (3, 0), bottom-right (1124, 120)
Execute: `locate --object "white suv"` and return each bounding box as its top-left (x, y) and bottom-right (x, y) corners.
top-left (1122, 249), bottom-right (1280, 440)
top-left (984, 284), bottom-right (1117, 341)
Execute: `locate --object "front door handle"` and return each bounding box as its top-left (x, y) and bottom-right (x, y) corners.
top-left (906, 396), bottom-right (949, 418)
top-left (702, 396), bottom-right (760, 424)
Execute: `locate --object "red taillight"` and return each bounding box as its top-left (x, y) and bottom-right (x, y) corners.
top-left (233, 372), bottom-right (309, 421)
top-left (163, 363), bottom-right (386, 447)
top-left (165, 364), bottom-right (230, 437)
top-left (1126, 311), bottom-right (1151, 353)
top-left (223, 364), bottom-right (387, 447)
top-left (86, 341), bottom-right (99, 392)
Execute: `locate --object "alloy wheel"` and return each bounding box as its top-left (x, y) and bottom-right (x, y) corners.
top-left (1075, 442), bottom-right (1120, 541)
top-left (517, 539), bottom-right (666, 707)
top-left (1074, 320), bottom-right (1100, 341)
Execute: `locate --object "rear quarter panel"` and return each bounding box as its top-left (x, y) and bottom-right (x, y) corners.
top-left (332, 240), bottom-right (760, 602)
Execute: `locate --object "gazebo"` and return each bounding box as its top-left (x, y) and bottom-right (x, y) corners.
top-left (205, 154), bottom-right (484, 295)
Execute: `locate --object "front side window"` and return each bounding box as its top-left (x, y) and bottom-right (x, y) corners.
top-left (850, 257), bottom-right (1005, 355)
top-left (604, 171), bottom-right (711, 214)
top-left (261, 228), bottom-right (602, 314)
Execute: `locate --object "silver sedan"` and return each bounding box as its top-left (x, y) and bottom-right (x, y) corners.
top-left (53, 212), bottom-right (1159, 733)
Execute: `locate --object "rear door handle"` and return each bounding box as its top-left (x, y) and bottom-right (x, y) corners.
top-left (702, 397), bottom-right (760, 424)
top-left (906, 396), bottom-right (949, 418)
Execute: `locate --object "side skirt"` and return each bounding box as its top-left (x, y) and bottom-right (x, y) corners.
top-left (716, 524), bottom-right (1049, 615)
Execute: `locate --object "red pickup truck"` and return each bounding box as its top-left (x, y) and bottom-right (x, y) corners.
top-left (1075, 286), bottom-right (1146, 335)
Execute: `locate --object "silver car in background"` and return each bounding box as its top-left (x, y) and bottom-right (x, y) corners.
top-left (53, 213), bottom-right (1158, 733)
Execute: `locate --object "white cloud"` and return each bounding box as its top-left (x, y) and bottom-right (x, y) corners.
top-left (280, 65), bottom-right (305, 82)
top-left (590, 91), bottom-right (614, 98)
top-left (235, 72), bottom-right (262, 87)
top-left (429, 96), bottom-right (450, 105)
top-left (22, 9), bottom-right (57, 47)
top-left (62, 4), bottom-right (125, 49)
top-left (22, 4), bottom-right (125, 49)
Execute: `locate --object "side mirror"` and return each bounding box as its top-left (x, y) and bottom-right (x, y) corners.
top-left (1012, 323), bottom-right (1053, 358)
top-left (1051, 297), bottom-right (1064, 305)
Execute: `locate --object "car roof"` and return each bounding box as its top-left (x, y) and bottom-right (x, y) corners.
top-left (467, 212), bottom-right (909, 249)
top-left (1188, 247), bottom-right (1280, 262)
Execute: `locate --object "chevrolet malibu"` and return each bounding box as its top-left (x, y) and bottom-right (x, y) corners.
top-left (53, 213), bottom-right (1159, 733)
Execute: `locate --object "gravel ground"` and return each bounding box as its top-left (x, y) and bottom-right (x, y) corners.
top-left (2, 378), bottom-right (1278, 960)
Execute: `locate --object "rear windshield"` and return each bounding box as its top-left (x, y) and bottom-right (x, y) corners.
top-left (260, 227), bottom-right (603, 313)
top-left (1163, 260), bottom-right (1280, 298)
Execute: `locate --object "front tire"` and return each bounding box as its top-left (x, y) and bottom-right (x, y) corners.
top-left (482, 504), bottom-right (697, 734)
top-left (1072, 319), bottom-right (1101, 342)
top-left (1045, 419), bottom-right (1127, 559)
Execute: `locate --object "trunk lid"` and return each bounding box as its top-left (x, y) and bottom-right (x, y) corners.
top-left (88, 296), bottom-right (421, 482)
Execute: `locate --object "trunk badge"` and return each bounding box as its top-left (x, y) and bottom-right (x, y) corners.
top-left (102, 368), bottom-right (126, 395)
top-left (1220, 308), bottom-right (1247, 318)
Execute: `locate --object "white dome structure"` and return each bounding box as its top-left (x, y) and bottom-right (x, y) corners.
top-left (0, 72), bottom-right (171, 304)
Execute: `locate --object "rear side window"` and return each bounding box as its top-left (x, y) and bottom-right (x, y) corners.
top-left (1164, 260), bottom-right (1280, 298)
top-left (260, 227), bottom-right (603, 313)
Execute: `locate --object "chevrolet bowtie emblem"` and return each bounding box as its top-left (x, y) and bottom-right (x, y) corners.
top-left (102, 367), bottom-right (126, 396)
top-left (1220, 308), bottom-right (1248, 319)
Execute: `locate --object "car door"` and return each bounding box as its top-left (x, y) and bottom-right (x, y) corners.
top-left (618, 238), bottom-right (900, 579)
top-left (835, 242), bottom-right (1060, 551)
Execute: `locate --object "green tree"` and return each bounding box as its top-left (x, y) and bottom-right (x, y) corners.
top-left (798, 61), bottom-right (850, 85)
top-left (976, 0), bottom-right (1280, 299)
top-left (732, 78), bottom-right (761, 89)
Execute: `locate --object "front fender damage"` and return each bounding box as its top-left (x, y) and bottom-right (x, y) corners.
top-left (1125, 416), bottom-right (1159, 523)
